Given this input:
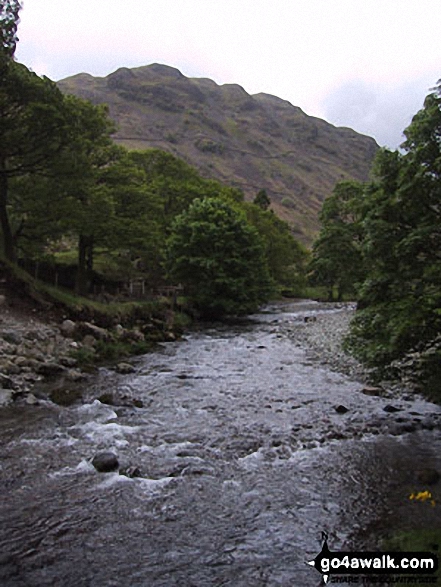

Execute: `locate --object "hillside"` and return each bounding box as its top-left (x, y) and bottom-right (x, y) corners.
top-left (58, 63), bottom-right (378, 244)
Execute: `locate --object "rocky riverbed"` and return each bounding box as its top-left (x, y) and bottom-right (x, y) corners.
top-left (0, 299), bottom-right (361, 409)
top-left (0, 302), bottom-right (175, 407)
top-left (0, 300), bottom-right (440, 587)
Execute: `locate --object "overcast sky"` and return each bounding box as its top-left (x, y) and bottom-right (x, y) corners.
top-left (15, 0), bottom-right (441, 149)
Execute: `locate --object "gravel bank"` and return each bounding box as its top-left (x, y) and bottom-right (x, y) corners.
top-left (282, 303), bottom-right (372, 382)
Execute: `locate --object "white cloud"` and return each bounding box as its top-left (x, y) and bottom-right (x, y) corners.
top-left (322, 74), bottom-right (438, 148)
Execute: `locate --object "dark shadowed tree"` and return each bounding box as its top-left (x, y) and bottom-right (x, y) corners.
top-left (0, 61), bottom-right (72, 261)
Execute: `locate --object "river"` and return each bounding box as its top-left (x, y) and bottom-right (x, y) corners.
top-left (0, 301), bottom-right (440, 586)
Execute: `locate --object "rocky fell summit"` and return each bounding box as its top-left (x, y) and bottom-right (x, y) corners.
top-left (58, 63), bottom-right (378, 243)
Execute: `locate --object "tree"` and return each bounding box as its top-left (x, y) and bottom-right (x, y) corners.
top-left (4, 90), bottom-right (119, 292)
top-left (309, 181), bottom-right (365, 300)
top-left (347, 81), bottom-right (441, 377)
top-left (0, 0), bottom-right (21, 62)
top-left (128, 149), bottom-right (244, 229)
top-left (165, 198), bottom-right (272, 318)
top-left (244, 202), bottom-right (308, 293)
top-left (53, 95), bottom-right (119, 294)
top-left (0, 61), bottom-right (73, 261)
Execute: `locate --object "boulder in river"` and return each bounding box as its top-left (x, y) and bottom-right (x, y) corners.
top-left (92, 452), bottom-right (119, 473)
top-left (49, 387), bottom-right (83, 406)
top-left (383, 404), bottom-right (401, 413)
top-left (334, 405), bottom-right (349, 414)
top-left (115, 362), bottom-right (135, 374)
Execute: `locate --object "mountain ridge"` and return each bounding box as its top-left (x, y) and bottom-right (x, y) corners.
top-left (58, 63), bottom-right (378, 244)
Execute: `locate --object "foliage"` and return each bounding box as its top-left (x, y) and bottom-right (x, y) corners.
top-left (165, 198), bottom-right (273, 318)
top-left (309, 181), bottom-right (365, 300)
top-left (346, 82), bottom-right (441, 378)
top-left (244, 202), bottom-right (308, 294)
top-left (0, 0), bottom-right (21, 61)
top-left (0, 61), bottom-right (73, 261)
top-left (383, 530), bottom-right (441, 586)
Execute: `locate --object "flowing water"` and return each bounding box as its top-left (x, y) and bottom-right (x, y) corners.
top-left (1, 301), bottom-right (440, 587)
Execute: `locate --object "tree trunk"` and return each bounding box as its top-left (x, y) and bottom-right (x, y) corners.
top-left (76, 234), bottom-right (93, 295)
top-left (0, 165), bottom-right (16, 262)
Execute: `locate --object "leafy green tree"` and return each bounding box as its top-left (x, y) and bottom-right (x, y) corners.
top-left (165, 198), bottom-right (272, 318)
top-left (9, 93), bottom-right (119, 292)
top-left (309, 181), bottom-right (365, 300)
top-left (244, 202), bottom-right (308, 293)
top-left (347, 81), bottom-right (441, 376)
top-left (99, 153), bottom-right (164, 286)
top-left (128, 149), bottom-right (244, 228)
top-left (53, 95), bottom-right (119, 293)
top-left (0, 61), bottom-right (72, 261)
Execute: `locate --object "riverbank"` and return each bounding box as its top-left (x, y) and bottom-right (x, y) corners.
top-left (282, 302), bottom-right (368, 380)
top-left (0, 297), bottom-right (414, 407)
top-left (282, 303), bottom-right (441, 404)
top-left (0, 295), bottom-right (179, 407)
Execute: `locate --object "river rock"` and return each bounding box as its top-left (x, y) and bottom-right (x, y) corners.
top-left (0, 373), bottom-right (13, 389)
top-left (65, 369), bottom-right (85, 382)
top-left (25, 329), bottom-right (48, 342)
top-left (37, 362), bottom-right (67, 377)
top-left (361, 386), bottom-right (384, 397)
top-left (60, 319), bottom-right (76, 336)
top-left (14, 355), bottom-right (31, 369)
top-left (25, 393), bottom-right (39, 405)
top-left (82, 335), bottom-right (97, 348)
top-left (115, 362), bottom-right (135, 374)
top-left (383, 404), bottom-right (401, 413)
top-left (1, 359), bottom-right (20, 375)
top-left (120, 329), bottom-right (145, 343)
top-left (49, 387), bottom-right (83, 406)
top-left (59, 356), bottom-right (78, 368)
top-left (98, 392), bottom-right (116, 405)
top-left (120, 466), bottom-right (142, 478)
top-left (81, 322), bottom-right (111, 341)
top-left (114, 324), bottom-right (124, 337)
top-left (92, 452), bottom-right (119, 473)
top-left (334, 405), bottom-right (349, 414)
top-left (1, 330), bottom-right (21, 345)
